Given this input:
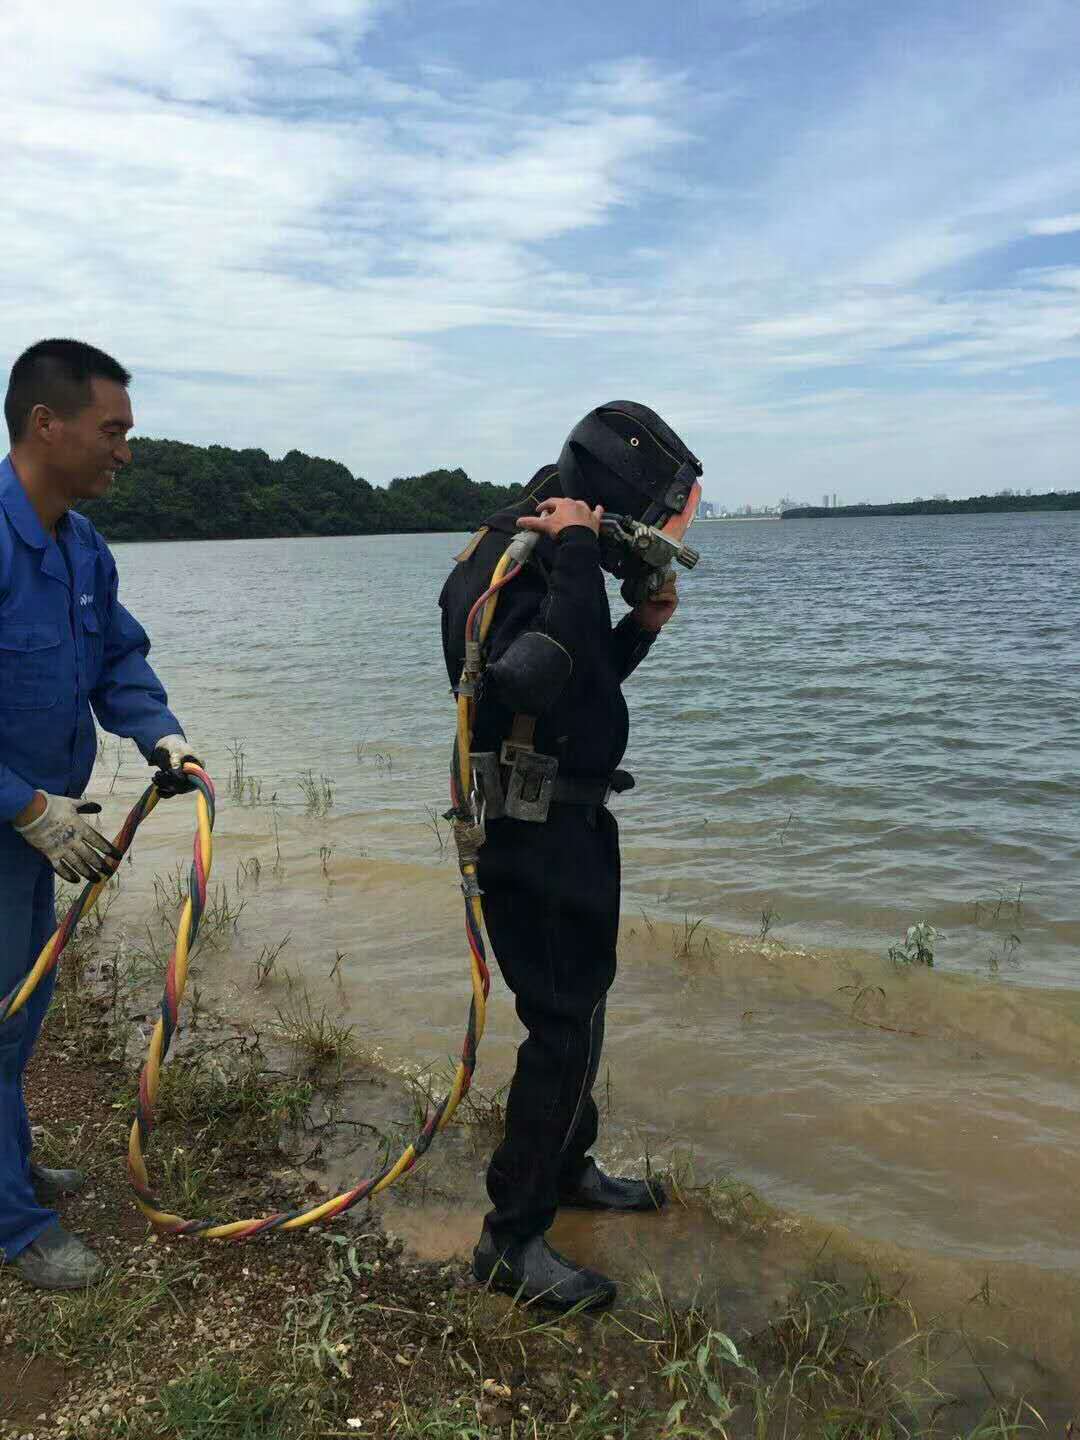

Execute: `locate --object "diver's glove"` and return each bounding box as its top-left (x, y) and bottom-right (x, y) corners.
top-left (149, 733), bottom-right (202, 797)
top-left (13, 794), bottom-right (122, 884)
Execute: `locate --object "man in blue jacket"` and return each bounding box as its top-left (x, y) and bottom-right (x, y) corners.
top-left (1, 339), bottom-right (199, 1289)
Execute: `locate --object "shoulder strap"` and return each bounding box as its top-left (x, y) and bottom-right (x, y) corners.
top-left (454, 527), bottom-right (490, 563)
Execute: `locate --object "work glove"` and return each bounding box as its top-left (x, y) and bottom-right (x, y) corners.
top-left (13, 794), bottom-right (122, 884)
top-left (149, 733), bottom-right (202, 797)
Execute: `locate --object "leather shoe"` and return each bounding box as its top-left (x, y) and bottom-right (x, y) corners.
top-left (473, 1225), bottom-right (616, 1311)
top-left (10, 1223), bottom-right (104, 1291)
top-left (558, 1158), bottom-right (667, 1212)
top-left (30, 1162), bottom-right (87, 1204)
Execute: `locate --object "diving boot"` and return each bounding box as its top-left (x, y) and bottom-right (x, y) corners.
top-left (30, 1161), bottom-right (87, 1204)
top-left (473, 1224), bottom-right (616, 1311)
top-left (10, 1223), bottom-right (104, 1291)
top-left (558, 1158), bottom-right (667, 1213)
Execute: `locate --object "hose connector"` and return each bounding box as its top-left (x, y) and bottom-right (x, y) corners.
top-left (504, 529), bottom-right (541, 567)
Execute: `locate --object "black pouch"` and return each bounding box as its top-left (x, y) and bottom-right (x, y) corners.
top-left (484, 632), bottom-right (572, 714)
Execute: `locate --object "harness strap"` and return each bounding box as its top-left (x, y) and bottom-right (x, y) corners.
top-left (509, 713), bottom-right (537, 749)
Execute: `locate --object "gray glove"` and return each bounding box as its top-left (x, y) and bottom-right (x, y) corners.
top-left (13, 794), bottom-right (121, 884)
top-left (149, 733), bottom-right (202, 797)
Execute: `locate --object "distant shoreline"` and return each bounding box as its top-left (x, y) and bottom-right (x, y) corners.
top-left (781, 491), bottom-right (1079, 519)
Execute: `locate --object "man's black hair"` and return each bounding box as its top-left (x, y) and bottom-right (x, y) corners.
top-left (5, 339), bottom-right (131, 444)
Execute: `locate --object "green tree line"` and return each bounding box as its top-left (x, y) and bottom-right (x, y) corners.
top-left (81, 438), bottom-right (525, 541)
top-left (782, 491), bottom-right (1080, 519)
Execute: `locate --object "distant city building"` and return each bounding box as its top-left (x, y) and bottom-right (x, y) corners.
top-left (822, 493), bottom-right (829, 508)
top-left (832, 493), bottom-right (837, 509)
top-left (698, 499), bottom-right (717, 519)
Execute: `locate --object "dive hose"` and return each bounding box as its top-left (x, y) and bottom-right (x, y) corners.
top-left (0, 534), bottom-right (533, 1239)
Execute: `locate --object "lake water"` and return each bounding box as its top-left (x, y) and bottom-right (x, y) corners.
top-left (81, 513), bottom-right (1080, 1384)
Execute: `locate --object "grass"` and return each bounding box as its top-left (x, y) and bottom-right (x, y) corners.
top-left (227, 738), bottom-right (264, 805)
top-left (10, 1263), bottom-right (199, 1367)
top-left (672, 914), bottom-right (712, 960)
top-left (972, 884), bottom-right (1024, 926)
top-left (272, 990), bottom-right (358, 1068)
top-left (152, 866), bottom-right (246, 954)
top-left (236, 854), bottom-right (263, 889)
top-left (129, 1365), bottom-right (309, 1440)
top-left (298, 769), bottom-right (334, 815)
top-left (403, 1063), bottom-right (509, 1142)
top-left (135, 1044), bottom-right (314, 1139)
top-left (105, 736), bottom-right (125, 795)
top-left (55, 871), bottom-right (122, 939)
top-left (254, 932), bottom-right (291, 988)
top-left (700, 1174), bottom-right (774, 1239)
top-left (31, 1117), bottom-right (122, 1182)
top-left (159, 1143), bottom-right (217, 1217)
top-left (619, 1271), bottom-right (748, 1434)
top-left (425, 804), bottom-right (451, 860)
top-left (613, 1262), bottom-right (1051, 1440)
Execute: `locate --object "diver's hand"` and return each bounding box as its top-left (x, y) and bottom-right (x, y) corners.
top-left (517, 498), bottom-right (603, 538)
top-left (632, 575), bottom-right (679, 633)
top-left (150, 733), bottom-right (202, 797)
top-left (13, 793), bottom-right (121, 884)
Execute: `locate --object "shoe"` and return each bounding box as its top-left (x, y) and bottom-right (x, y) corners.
top-left (473, 1225), bottom-right (616, 1311)
top-left (558, 1158), bottom-right (667, 1213)
top-left (10, 1223), bottom-right (104, 1291)
top-left (30, 1162), bottom-right (87, 1204)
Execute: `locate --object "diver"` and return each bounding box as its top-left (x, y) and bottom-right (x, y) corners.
top-left (439, 401), bottom-right (703, 1309)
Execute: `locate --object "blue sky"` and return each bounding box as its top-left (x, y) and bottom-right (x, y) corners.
top-left (4, 0), bottom-right (1080, 505)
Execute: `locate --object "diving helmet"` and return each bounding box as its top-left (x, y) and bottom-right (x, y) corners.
top-left (558, 402), bottom-right (704, 604)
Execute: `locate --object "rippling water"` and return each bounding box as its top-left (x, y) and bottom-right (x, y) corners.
top-left (112, 511), bottom-right (1080, 986)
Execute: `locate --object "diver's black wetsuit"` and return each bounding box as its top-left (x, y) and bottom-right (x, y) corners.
top-left (439, 516), bottom-right (656, 1243)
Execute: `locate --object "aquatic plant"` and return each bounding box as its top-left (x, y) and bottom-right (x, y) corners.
top-left (254, 934), bottom-right (291, 989)
top-left (298, 769), bottom-right (335, 816)
top-left (227, 737), bottom-right (264, 805)
top-left (889, 921), bottom-right (940, 967)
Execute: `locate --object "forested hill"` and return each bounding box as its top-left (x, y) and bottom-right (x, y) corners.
top-left (81, 438), bottom-right (526, 541)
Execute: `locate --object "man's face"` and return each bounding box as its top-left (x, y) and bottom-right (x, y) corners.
top-left (44, 378), bottom-right (134, 503)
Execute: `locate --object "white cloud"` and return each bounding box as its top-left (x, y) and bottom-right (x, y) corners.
top-left (1, 0), bottom-right (387, 103)
top-left (1, 8), bottom-right (687, 456)
top-left (1028, 214), bottom-right (1080, 237)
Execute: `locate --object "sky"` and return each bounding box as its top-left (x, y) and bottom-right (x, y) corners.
top-left (3, 0), bottom-right (1080, 507)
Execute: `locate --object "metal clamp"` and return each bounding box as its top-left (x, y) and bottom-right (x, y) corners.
top-left (470, 752), bottom-right (506, 821)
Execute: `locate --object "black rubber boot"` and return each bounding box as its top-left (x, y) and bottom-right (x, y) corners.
top-left (558, 1158), bottom-right (667, 1213)
top-left (30, 1162), bottom-right (87, 1204)
top-left (472, 1224), bottom-right (616, 1311)
top-left (10, 1223), bottom-right (104, 1291)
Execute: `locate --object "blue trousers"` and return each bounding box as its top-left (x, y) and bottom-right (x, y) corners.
top-left (0, 827), bottom-right (58, 1259)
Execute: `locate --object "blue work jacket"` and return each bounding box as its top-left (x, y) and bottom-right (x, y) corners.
top-left (0, 455), bottom-right (181, 822)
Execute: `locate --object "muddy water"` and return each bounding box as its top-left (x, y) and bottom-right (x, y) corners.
top-left (65, 516), bottom-right (1080, 1396)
